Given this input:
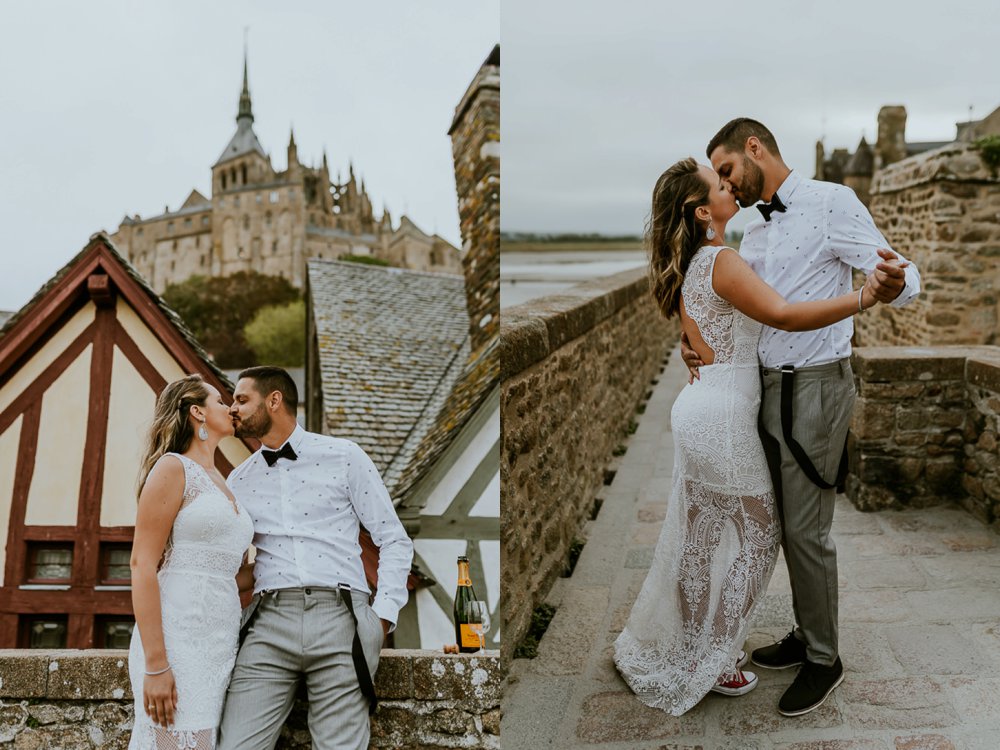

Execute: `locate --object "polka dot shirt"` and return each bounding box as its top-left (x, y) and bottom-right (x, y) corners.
top-left (741, 170), bottom-right (921, 368)
top-left (226, 424), bottom-right (414, 627)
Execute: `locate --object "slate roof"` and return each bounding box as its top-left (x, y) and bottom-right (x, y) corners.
top-left (393, 336), bottom-right (499, 503)
top-left (215, 118), bottom-right (268, 166)
top-left (307, 259), bottom-right (469, 481)
top-left (0, 232), bottom-right (233, 390)
top-left (844, 137), bottom-right (874, 176)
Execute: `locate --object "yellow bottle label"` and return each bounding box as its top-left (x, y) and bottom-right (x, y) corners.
top-left (460, 624), bottom-right (480, 649)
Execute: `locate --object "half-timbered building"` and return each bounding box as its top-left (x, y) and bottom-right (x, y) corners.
top-left (0, 233), bottom-right (251, 648)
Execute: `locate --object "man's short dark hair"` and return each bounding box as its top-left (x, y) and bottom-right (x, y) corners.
top-left (238, 366), bottom-right (297, 415)
top-left (707, 118), bottom-right (781, 159)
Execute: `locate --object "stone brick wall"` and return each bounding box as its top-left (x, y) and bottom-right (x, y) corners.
top-left (856, 142), bottom-right (1000, 346)
top-left (848, 345), bottom-right (1000, 532)
top-left (0, 649), bottom-right (500, 749)
top-left (450, 45), bottom-right (500, 353)
top-left (500, 268), bottom-right (679, 666)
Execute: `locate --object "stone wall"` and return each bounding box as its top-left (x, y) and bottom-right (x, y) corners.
top-left (500, 268), bottom-right (679, 666)
top-left (856, 142), bottom-right (1000, 346)
top-left (0, 649), bottom-right (500, 749)
top-left (848, 345), bottom-right (1000, 532)
top-left (449, 45), bottom-right (500, 353)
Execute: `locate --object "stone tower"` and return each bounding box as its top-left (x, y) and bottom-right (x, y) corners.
top-left (448, 45), bottom-right (500, 354)
top-left (875, 105), bottom-right (908, 170)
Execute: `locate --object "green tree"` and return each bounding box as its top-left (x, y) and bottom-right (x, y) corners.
top-left (244, 300), bottom-right (306, 367)
top-left (162, 271), bottom-right (300, 367)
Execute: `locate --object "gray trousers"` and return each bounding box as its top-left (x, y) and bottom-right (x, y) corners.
top-left (758, 359), bottom-right (855, 667)
top-left (217, 587), bottom-right (383, 750)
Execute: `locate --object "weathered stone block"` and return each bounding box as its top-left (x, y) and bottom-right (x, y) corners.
top-left (0, 702), bottom-right (28, 744)
top-left (46, 651), bottom-right (130, 700)
top-left (853, 401), bottom-right (895, 440)
top-left (0, 652), bottom-right (49, 699)
top-left (412, 654), bottom-right (500, 709)
top-left (375, 651), bottom-right (414, 700)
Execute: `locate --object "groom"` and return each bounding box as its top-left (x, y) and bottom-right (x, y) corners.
top-left (684, 118), bottom-right (921, 716)
top-left (218, 366), bottom-right (414, 749)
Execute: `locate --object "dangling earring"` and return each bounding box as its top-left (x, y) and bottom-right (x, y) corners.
top-left (198, 419), bottom-right (209, 441)
top-left (705, 218), bottom-right (717, 241)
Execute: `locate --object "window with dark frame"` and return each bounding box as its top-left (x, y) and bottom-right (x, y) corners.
top-left (20, 615), bottom-right (68, 648)
top-left (95, 616), bottom-right (135, 648)
top-left (26, 543), bottom-right (73, 582)
top-left (100, 543), bottom-right (132, 585)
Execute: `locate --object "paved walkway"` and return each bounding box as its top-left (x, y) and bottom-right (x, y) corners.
top-left (503, 347), bottom-right (1000, 750)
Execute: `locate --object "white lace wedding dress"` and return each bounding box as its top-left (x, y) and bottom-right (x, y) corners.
top-left (128, 453), bottom-right (254, 749)
top-left (614, 245), bottom-right (781, 715)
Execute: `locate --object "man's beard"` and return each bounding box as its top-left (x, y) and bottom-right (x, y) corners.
top-left (234, 403), bottom-right (272, 439)
top-left (735, 156), bottom-right (765, 207)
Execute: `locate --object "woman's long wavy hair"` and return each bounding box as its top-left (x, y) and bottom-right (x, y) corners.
top-left (136, 374), bottom-right (210, 499)
top-left (647, 158), bottom-right (711, 319)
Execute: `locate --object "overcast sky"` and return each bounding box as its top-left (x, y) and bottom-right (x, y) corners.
top-left (502, 0), bottom-right (1000, 237)
top-left (0, 1), bottom-right (498, 310)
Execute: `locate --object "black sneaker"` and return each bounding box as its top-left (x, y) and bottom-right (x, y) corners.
top-left (778, 657), bottom-right (844, 717)
top-left (751, 631), bottom-right (807, 669)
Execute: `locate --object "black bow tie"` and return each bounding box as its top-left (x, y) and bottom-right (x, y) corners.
top-left (262, 442), bottom-right (297, 467)
top-left (757, 193), bottom-right (787, 222)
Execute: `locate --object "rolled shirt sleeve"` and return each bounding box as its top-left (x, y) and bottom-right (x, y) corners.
top-left (825, 185), bottom-right (921, 308)
top-left (345, 442), bottom-right (414, 630)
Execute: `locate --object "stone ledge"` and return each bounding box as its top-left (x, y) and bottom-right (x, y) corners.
top-left (0, 649), bottom-right (501, 703)
top-left (500, 267), bottom-right (649, 379)
top-left (851, 346), bottom-right (987, 382)
top-left (871, 142), bottom-right (1000, 194)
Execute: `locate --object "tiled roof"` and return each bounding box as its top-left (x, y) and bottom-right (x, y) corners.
top-left (307, 259), bottom-right (469, 479)
top-left (0, 232), bottom-right (233, 390)
top-left (393, 336), bottom-right (499, 503)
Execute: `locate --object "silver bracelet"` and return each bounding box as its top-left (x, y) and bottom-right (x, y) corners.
top-left (144, 664), bottom-right (171, 676)
top-left (857, 286), bottom-right (866, 313)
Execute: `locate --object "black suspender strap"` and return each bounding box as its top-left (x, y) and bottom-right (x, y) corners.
top-left (338, 583), bottom-right (379, 715)
top-left (779, 365), bottom-right (848, 492)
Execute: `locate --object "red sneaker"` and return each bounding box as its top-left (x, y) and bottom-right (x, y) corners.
top-left (710, 668), bottom-right (758, 696)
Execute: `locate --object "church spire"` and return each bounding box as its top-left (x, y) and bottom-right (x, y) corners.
top-left (237, 51), bottom-right (254, 124)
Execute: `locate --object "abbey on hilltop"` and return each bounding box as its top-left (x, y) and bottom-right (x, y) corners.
top-left (111, 57), bottom-right (461, 293)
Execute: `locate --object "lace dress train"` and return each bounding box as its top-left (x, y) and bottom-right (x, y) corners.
top-left (613, 245), bottom-right (781, 715)
top-left (128, 453), bottom-right (254, 749)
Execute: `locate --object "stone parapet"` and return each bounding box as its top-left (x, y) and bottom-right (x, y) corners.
top-left (0, 649), bottom-right (500, 749)
top-left (859, 142), bottom-right (1000, 347)
top-left (848, 346), bottom-right (1000, 531)
top-left (500, 268), bottom-right (679, 666)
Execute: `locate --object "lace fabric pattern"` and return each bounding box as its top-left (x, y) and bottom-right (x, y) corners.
top-left (613, 246), bottom-right (781, 715)
top-left (128, 453), bottom-right (255, 749)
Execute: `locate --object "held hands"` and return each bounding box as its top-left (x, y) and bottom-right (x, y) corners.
top-left (680, 331), bottom-right (703, 384)
top-left (143, 668), bottom-right (178, 727)
top-left (867, 248), bottom-right (909, 304)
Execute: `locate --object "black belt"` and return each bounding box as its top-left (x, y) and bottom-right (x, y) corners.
top-left (338, 583), bottom-right (379, 715)
top-left (780, 365), bottom-right (848, 492)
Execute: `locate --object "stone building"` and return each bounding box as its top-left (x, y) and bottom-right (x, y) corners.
top-left (816, 104), bottom-right (958, 207)
top-left (0, 234), bottom-right (252, 648)
top-left (817, 102), bottom-right (1000, 347)
top-left (110, 57), bottom-right (462, 293)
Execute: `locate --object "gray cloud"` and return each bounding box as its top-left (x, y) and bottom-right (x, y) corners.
top-left (0, 1), bottom-right (498, 309)
top-left (502, 0), bottom-right (1000, 236)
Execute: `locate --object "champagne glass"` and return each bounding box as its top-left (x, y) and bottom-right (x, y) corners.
top-left (465, 600), bottom-right (491, 651)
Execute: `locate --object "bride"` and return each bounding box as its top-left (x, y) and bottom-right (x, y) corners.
top-left (613, 158), bottom-right (899, 715)
top-left (127, 374), bottom-right (254, 748)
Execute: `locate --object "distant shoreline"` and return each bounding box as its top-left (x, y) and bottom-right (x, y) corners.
top-left (501, 232), bottom-right (742, 253)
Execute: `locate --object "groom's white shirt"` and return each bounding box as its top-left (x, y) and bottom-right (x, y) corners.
top-left (740, 169), bottom-right (921, 369)
top-left (227, 424), bottom-right (414, 629)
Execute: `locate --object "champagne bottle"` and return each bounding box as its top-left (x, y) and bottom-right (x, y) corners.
top-left (453, 556), bottom-right (480, 653)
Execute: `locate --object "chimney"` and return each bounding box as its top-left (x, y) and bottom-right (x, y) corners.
top-left (448, 45), bottom-right (499, 354)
